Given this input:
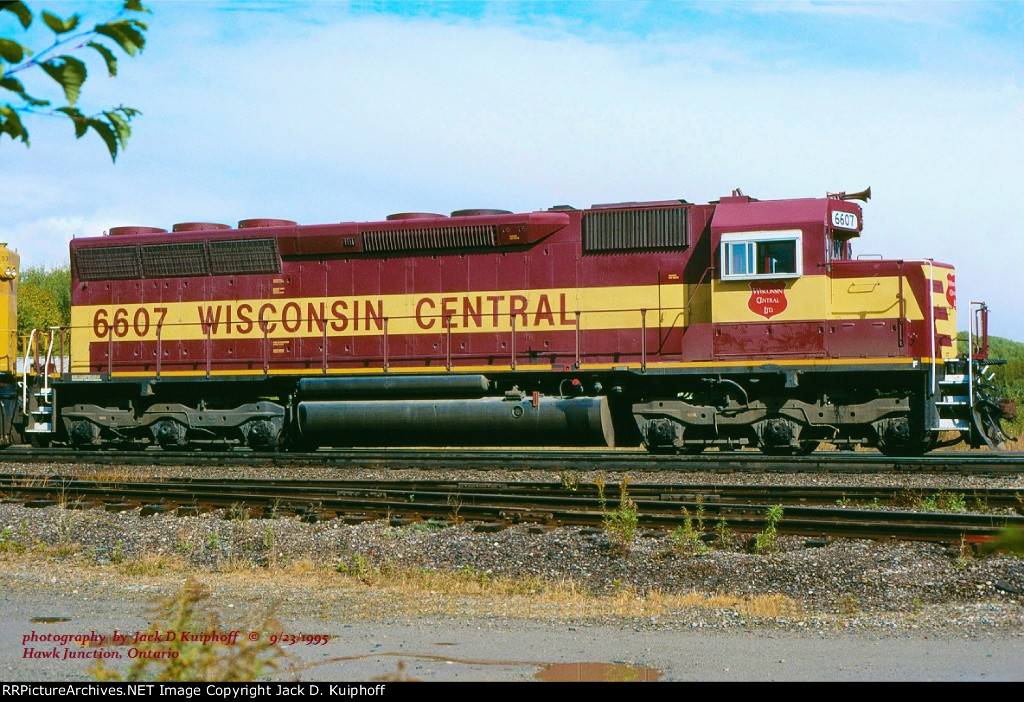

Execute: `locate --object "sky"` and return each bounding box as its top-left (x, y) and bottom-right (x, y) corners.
top-left (2, 0), bottom-right (1023, 339)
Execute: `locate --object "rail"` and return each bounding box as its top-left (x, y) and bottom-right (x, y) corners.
top-left (2, 472), bottom-right (1020, 542)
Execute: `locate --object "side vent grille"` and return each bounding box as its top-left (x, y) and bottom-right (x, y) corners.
top-left (582, 207), bottom-right (688, 252)
top-left (75, 239), bottom-right (283, 280)
top-left (363, 225), bottom-right (498, 253)
top-left (209, 238), bottom-right (281, 275)
top-left (75, 246), bottom-right (142, 281)
top-left (141, 242), bottom-right (209, 277)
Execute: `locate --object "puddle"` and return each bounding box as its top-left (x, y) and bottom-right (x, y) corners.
top-left (29, 617), bottom-right (71, 623)
top-left (536, 662), bottom-right (661, 682)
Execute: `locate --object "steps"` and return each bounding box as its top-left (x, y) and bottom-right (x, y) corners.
top-left (935, 360), bottom-right (971, 431)
top-left (24, 385), bottom-right (53, 434)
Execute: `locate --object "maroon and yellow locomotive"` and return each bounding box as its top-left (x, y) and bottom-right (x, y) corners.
top-left (19, 188), bottom-right (1012, 454)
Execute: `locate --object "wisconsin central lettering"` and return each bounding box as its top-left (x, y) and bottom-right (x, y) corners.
top-left (414, 293), bottom-right (573, 329)
top-left (193, 292), bottom-right (575, 336)
top-left (197, 299), bottom-right (385, 335)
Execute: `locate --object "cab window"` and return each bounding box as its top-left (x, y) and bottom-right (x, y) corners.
top-left (830, 233), bottom-right (853, 261)
top-left (721, 230), bottom-right (802, 281)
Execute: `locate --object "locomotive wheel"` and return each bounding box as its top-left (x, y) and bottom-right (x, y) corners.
top-left (795, 441), bottom-right (820, 455)
top-left (760, 441), bottom-right (820, 456)
top-left (877, 433), bottom-right (936, 457)
top-left (29, 434), bottom-right (51, 449)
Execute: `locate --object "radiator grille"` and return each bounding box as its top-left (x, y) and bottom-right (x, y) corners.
top-left (362, 225), bottom-right (497, 253)
top-left (582, 207), bottom-right (688, 252)
top-left (75, 246), bottom-right (142, 281)
top-left (209, 238), bottom-right (281, 275)
top-left (141, 242), bottom-right (209, 277)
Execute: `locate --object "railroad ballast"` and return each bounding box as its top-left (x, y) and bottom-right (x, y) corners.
top-left (7, 188), bottom-right (1015, 454)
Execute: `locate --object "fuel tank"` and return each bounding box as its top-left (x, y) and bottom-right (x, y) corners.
top-left (296, 395), bottom-right (615, 447)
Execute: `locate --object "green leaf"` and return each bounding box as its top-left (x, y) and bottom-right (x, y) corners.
top-left (0, 76), bottom-right (50, 107)
top-left (124, 1), bottom-right (152, 13)
top-left (0, 38), bottom-right (25, 64)
top-left (102, 109), bottom-right (132, 149)
top-left (41, 10), bottom-right (81, 35)
top-left (88, 41), bottom-right (118, 77)
top-left (56, 106), bottom-right (88, 138)
top-left (0, 104), bottom-right (30, 145)
top-left (0, 2), bottom-right (32, 30)
top-left (87, 117), bottom-right (118, 161)
top-left (94, 19), bottom-right (147, 56)
top-left (39, 55), bottom-right (87, 107)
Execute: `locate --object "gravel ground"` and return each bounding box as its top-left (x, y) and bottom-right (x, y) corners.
top-left (2, 459), bottom-right (1023, 637)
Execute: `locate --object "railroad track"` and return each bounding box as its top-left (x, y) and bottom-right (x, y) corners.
top-left (3, 447), bottom-right (1024, 474)
top-left (3, 474), bottom-right (1022, 545)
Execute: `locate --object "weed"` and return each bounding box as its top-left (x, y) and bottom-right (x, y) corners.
top-left (951, 535), bottom-right (978, 565)
top-left (0, 526), bottom-right (25, 554)
top-left (447, 492), bottom-right (464, 525)
top-left (263, 525), bottom-right (277, 569)
top-left (335, 553), bottom-right (373, 578)
top-left (392, 520), bottom-right (445, 537)
top-left (715, 517), bottom-right (736, 549)
top-left (89, 580), bottom-right (290, 681)
top-left (671, 500), bottom-right (710, 555)
top-left (455, 565), bottom-right (492, 586)
top-left (225, 503), bottom-right (250, 521)
top-left (111, 541), bottom-right (125, 564)
top-left (559, 471), bottom-right (580, 492)
top-left (597, 477), bottom-right (639, 554)
top-left (754, 505), bottom-right (784, 554)
top-left (838, 593), bottom-right (861, 616)
top-left (54, 484), bottom-right (82, 548)
top-left (835, 495), bottom-right (851, 508)
top-left (124, 553), bottom-right (188, 576)
top-left (206, 531), bottom-right (220, 551)
top-left (920, 492), bottom-right (967, 513)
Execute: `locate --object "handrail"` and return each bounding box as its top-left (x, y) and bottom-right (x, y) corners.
top-left (683, 266), bottom-right (715, 313)
top-left (967, 301), bottom-right (989, 422)
top-left (43, 327), bottom-right (57, 395)
top-left (899, 259), bottom-right (937, 395)
top-left (21, 328), bottom-right (37, 417)
top-left (66, 297), bottom-right (721, 377)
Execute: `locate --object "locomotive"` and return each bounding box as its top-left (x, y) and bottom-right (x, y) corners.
top-left (7, 188), bottom-right (1014, 455)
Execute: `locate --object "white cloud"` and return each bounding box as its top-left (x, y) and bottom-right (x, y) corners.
top-left (3, 3), bottom-right (1022, 337)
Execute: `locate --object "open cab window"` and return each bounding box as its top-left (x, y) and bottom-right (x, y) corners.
top-left (830, 233), bottom-right (854, 261)
top-left (721, 230), bottom-right (802, 281)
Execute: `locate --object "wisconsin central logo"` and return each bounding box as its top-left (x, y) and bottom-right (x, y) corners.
top-left (748, 281), bottom-right (788, 319)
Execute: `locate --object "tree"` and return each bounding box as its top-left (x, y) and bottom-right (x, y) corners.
top-left (17, 263), bottom-right (69, 341)
top-left (0, 0), bottom-right (150, 161)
